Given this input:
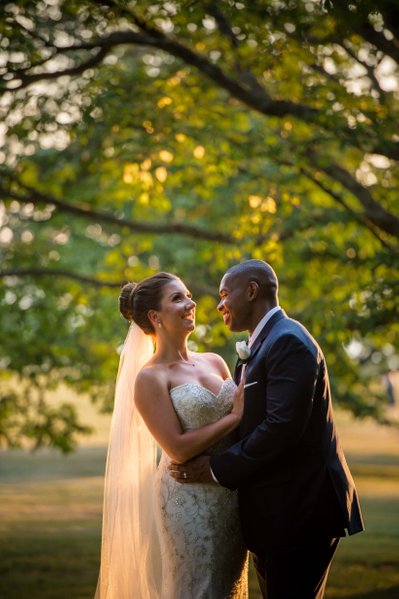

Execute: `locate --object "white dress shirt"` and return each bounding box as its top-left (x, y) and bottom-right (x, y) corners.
top-left (248, 305), bottom-right (281, 347)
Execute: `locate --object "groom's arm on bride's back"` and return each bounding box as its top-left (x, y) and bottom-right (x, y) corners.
top-left (210, 333), bottom-right (320, 489)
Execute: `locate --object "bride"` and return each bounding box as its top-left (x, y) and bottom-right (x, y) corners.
top-left (95, 272), bottom-right (248, 598)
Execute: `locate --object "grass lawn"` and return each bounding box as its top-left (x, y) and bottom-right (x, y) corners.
top-left (0, 395), bottom-right (398, 598)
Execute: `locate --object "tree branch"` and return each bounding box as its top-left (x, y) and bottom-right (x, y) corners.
top-left (2, 47), bottom-right (109, 92)
top-left (0, 268), bottom-right (218, 297)
top-left (0, 268), bottom-right (121, 288)
top-left (315, 161), bottom-right (399, 240)
top-left (205, 3), bottom-right (267, 96)
top-left (341, 41), bottom-right (386, 100)
top-left (355, 22), bottom-right (399, 65)
top-left (301, 166), bottom-right (398, 252)
top-left (0, 180), bottom-right (234, 244)
top-left (4, 16), bottom-right (399, 160)
top-left (327, 2), bottom-right (399, 64)
top-left (4, 27), bottom-right (317, 119)
top-left (14, 14), bottom-right (52, 47)
top-left (206, 4), bottom-right (238, 49)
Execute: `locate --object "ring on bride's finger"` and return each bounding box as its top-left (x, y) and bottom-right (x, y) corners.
top-left (183, 472), bottom-right (187, 479)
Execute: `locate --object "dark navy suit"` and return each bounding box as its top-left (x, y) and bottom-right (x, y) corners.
top-left (210, 309), bottom-right (364, 597)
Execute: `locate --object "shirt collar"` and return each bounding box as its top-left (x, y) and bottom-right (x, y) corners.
top-left (248, 306), bottom-right (281, 347)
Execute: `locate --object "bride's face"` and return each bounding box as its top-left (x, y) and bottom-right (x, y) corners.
top-left (156, 279), bottom-right (196, 335)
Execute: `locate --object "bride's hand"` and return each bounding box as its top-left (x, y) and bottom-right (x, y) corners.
top-left (230, 374), bottom-right (245, 422)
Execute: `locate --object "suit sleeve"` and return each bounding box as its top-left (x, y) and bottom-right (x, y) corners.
top-left (210, 334), bottom-right (319, 489)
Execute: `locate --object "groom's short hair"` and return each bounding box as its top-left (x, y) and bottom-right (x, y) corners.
top-left (226, 260), bottom-right (278, 299)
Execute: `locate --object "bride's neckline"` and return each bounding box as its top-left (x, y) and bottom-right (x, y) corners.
top-left (169, 378), bottom-right (234, 398)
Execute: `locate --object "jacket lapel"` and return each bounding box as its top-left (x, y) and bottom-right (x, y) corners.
top-left (247, 309), bottom-right (287, 361)
top-left (233, 309), bottom-right (287, 382)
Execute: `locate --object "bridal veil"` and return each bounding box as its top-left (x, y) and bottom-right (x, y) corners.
top-left (95, 322), bottom-right (161, 598)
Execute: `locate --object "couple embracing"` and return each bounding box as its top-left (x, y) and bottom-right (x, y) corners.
top-left (95, 259), bottom-right (364, 599)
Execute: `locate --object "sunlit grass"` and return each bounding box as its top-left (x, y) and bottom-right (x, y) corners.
top-left (0, 397), bottom-right (398, 598)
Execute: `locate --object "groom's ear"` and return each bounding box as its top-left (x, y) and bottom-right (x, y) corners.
top-left (247, 281), bottom-right (260, 301)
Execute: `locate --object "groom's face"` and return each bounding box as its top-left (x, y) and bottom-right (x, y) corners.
top-left (217, 273), bottom-right (251, 332)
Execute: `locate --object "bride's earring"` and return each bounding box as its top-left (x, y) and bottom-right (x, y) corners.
top-left (157, 320), bottom-right (162, 329)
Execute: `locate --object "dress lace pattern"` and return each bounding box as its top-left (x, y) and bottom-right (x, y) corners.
top-left (155, 379), bottom-right (248, 599)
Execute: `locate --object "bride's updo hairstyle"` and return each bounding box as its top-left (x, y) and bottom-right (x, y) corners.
top-left (119, 272), bottom-right (179, 334)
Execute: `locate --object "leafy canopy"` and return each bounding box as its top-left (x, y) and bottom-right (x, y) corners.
top-left (0, 0), bottom-right (398, 451)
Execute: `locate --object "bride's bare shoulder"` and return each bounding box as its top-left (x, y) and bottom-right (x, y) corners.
top-left (197, 351), bottom-right (230, 378)
top-left (136, 362), bottom-right (168, 390)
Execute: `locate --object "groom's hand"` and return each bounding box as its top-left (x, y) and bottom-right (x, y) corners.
top-left (168, 455), bottom-right (214, 484)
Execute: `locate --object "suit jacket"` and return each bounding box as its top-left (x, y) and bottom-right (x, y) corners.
top-left (210, 309), bottom-right (364, 552)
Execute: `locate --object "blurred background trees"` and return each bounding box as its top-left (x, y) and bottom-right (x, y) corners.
top-left (0, 0), bottom-right (398, 451)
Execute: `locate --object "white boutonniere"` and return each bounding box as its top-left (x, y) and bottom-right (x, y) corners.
top-left (236, 340), bottom-right (251, 363)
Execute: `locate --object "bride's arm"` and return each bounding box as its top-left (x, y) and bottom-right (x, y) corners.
top-left (134, 368), bottom-right (244, 464)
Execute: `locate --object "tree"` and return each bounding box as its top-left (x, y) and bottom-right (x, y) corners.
top-left (0, 0), bottom-right (398, 451)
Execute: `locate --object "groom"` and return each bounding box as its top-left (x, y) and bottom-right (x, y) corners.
top-left (170, 259), bottom-right (364, 598)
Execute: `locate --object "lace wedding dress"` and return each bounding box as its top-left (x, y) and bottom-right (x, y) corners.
top-left (155, 378), bottom-right (248, 599)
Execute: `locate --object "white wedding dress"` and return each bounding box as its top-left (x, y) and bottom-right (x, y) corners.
top-left (155, 378), bottom-right (248, 599)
